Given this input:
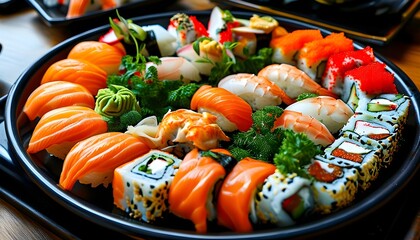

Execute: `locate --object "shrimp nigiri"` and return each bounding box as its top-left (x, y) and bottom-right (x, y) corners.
top-left (190, 85), bottom-right (253, 132)
top-left (285, 96), bottom-right (354, 134)
top-left (59, 132), bottom-right (150, 190)
top-left (41, 58), bottom-right (107, 95)
top-left (218, 73), bottom-right (295, 110)
top-left (169, 148), bottom-right (233, 233)
top-left (258, 64), bottom-right (338, 100)
top-left (217, 157), bottom-right (276, 232)
top-left (27, 106), bottom-right (108, 160)
top-left (23, 81), bottom-right (95, 121)
top-left (67, 41), bottom-right (126, 75)
top-left (272, 110), bottom-right (335, 147)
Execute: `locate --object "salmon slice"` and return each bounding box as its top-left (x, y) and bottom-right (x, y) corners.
top-left (169, 148), bottom-right (230, 233)
top-left (217, 157), bottom-right (276, 232)
top-left (67, 41), bottom-right (126, 75)
top-left (41, 58), bottom-right (108, 95)
top-left (23, 81), bottom-right (95, 121)
top-left (27, 106), bottom-right (108, 159)
top-left (190, 85), bottom-right (253, 132)
top-left (59, 132), bottom-right (150, 190)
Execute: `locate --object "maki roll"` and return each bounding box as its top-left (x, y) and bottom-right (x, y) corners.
top-left (168, 148), bottom-right (236, 233)
top-left (321, 46), bottom-right (375, 96)
top-left (307, 158), bottom-right (359, 214)
top-left (113, 150), bottom-right (182, 223)
top-left (297, 32), bottom-right (353, 82)
top-left (253, 170), bottom-right (314, 227)
top-left (341, 62), bottom-right (398, 111)
top-left (320, 136), bottom-right (381, 190)
top-left (339, 113), bottom-right (400, 167)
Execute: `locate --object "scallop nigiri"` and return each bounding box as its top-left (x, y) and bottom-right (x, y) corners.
top-left (272, 110), bottom-right (335, 147)
top-left (59, 132), bottom-right (150, 190)
top-left (67, 41), bottom-right (126, 75)
top-left (190, 85), bottom-right (253, 132)
top-left (27, 106), bottom-right (108, 160)
top-left (41, 58), bottom-right (107, 95)
top-left (23, 81), bottom-right (95, 121)
top-left (169, 148), bottom-right (234, 233)
top-left (285, 96), bottom-right (354, 134)
top-left (218, 73), bottom-right (295, 110)
top-left (217, 157), bottom-right (276, 232)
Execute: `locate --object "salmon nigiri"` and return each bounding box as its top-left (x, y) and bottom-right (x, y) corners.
top-left (169, 148), bottom-right (234, 233)
top-left (67, 41), bottom-right (126, 75)
top-left (190, 85), bottom-right (253, 132)
top-left (217, 157), bottom-right (276, 232)
top-left (41, 58), bottom-right (107, 95)
top-left (59, 132), bottom-right (150, 191)
top-left (23, 81), bottom-right (95, 121)
top-left (27, 106), bottom-right (108, 160)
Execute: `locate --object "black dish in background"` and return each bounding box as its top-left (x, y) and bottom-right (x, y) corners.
top-left (24, 0), bottom-right (177, 27)
top-left (2, 10), bottom-right (420, 239)
top-left (211, 0), bottom-right (420, 46)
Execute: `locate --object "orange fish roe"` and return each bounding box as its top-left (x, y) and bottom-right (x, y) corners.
top-left (345, 62), bottom-right (397, 95)
top-left (299, 32), bottom-right (354, 66)
top-left (332, 148), bottom-right (363, 163)
top-left (270, 29), bottom-right (323, 55)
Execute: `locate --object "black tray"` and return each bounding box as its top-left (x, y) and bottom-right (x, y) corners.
top-left (212, 0), bottom-right (420, 45)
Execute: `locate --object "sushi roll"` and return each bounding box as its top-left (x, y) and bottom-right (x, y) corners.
top-left (270, 29), bottom-right (323, 65)
top-left (167, 13), bottom-right (208, 49)
top-left (307, 157), bottom-right (359, 214)
top-left (320, 136), bottom-right (381, 190)
top-left (169, 148), bottom-right (236, 233)
top-left (321, 46), bottom-right (375, 96)
top-left (339, 113), bottom-right (400, 167)
top-left (297, 32), bottom-right (353, 82)
top-left (141, 25), bottom-right (178, 57)
top-left (190, 85), bottom-right (253, 132)
top-left (253, 170), bottom-right (314, 227)
top-left (217, 157), bottom-right (276, 232)
top-left (341, 62), bottom-right (398, 111)
top-left (356, 94), bottom-right (410, 128)
top-left (113, 150), bottom-right (182, 223)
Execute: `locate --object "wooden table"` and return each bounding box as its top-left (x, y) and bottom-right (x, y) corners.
top-left (0, 0), bottom-right (419, 239)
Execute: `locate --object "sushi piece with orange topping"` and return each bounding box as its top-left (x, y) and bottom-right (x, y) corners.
top-left (169, 148), bottom-right (236, 233)
top-left (216, 157), bottom-right (276, 232)
top-left (23, 81), bottom-right (95, 121)
top-left (190, 85), bottom-right (253, 132)
top-left (59, 132), bottom-right (150, 190)
top-left (67, 41), bottom-right (126, 75)
top-left (27, 106), bottom-right (108, 160)
top-left (270, 29), bottom-right (323, 65)
top-left (41, 58), bottom-right (108, 95)
top-left (297, 32), bottom-right (354, 82)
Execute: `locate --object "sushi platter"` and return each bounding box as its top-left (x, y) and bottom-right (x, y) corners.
top-left (0, 7), bottom-right (419, 239)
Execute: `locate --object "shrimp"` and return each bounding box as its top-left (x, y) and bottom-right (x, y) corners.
top-left (145, 57), bottom-right (201, 83)
top-left (285, 96), bottom-right (354, 134)
top-left (66, 0), bottom-right (116, 19)
top-left (126, 109), bottom-right (230, 151)
top-left (218, 73), bottom-right (295, 110)
top-left (272, 110), bottom-right (335, 147)
top-left (258, 64), bottom-right (338, 99)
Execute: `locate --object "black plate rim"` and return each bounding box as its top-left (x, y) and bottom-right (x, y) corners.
top-left (4, 10), bottom-right (420, 239)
